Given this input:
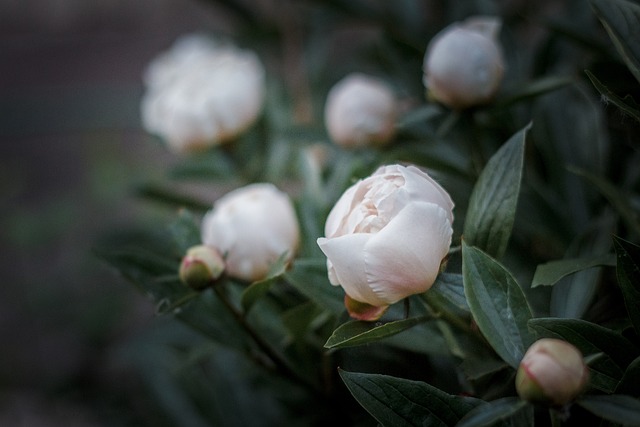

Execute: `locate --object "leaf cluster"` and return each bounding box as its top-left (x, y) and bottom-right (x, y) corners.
top-left (97, 0), bottom-right (640, 425)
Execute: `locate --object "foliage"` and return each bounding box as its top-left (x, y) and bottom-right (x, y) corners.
top-left (97, 0), bottom-right (640, 425)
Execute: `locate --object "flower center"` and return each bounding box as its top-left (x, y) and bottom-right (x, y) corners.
top-left (351, 174), bottom-right (404, 234)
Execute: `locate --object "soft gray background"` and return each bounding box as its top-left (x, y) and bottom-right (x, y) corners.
top-left (0, 1), bottom-right (234, 425)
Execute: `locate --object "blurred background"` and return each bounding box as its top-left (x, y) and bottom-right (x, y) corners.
top-left (0, 0), bottom-right (631, 425)
top-left (0, 1), bottom-right (238, 425)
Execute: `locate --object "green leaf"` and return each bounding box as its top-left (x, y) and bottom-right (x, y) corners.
top-left (136, 182), bottom-right (211, 212)
top-left (528, 317), bottom-right (638, 393)
top-left (590, 0), bottom-right (640, 84)
top-left (578, 394), bottom-right (640, 426)
top-left (240, 252), bottom-right (289, 313)
top-left (168, 149), bottom-right (236, 181)
top-left (585, 70), bottom-right (640, 122)
top-left (495, 76), bottom-right (574, 108)
top-left (462, 243), bottom-right (534, 368)
top-left (568, 166), bottom-right (640, 236)
top-left (457, 397), bottom-right (530, 427)
top-left (324, 316), bottom-right (429, 349)
top-left (531, 253), bottom-right (616, 288)
top-left (97, 247), bottom-right (184, 301)
top-left (430, 273), bottom-right (469, 312)
top-left (168, 209), bottom-right (202, 254)
top-left (613, 236), bottom-right (640, 335)
top-left (463, 123), bottom-right (530, 259)
top-left (616, 356), bottom-right (640, 395)
top-left (284, 258), bottom-right (344, 314)
top-left (338, 370), bottom-right (483, 427)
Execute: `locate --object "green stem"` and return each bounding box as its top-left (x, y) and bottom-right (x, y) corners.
top-left (212, 285), bottom-right (319, 394)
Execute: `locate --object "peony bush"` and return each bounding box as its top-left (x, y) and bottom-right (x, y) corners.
top-left (99, 1), bottom-right (640, 426)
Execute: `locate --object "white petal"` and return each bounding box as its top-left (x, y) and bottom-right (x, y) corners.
top-left (363, 202), bottom-right (452, 304)
top-left (317, 234), bottom-right (382, 305)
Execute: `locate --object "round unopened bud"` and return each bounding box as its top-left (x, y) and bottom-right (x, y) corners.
top-left (141, 33), bottom-right (266, 152)
top-left (324, 73), bottom-right (398, 148)
top-left (423, 16), bottom-right (504, 110)
top-left (179, 245), bottom-right (225, 290)
top-left (201, 183), bottom-right (300, 283)
top-left (516, 338), bottom-right (589, 406)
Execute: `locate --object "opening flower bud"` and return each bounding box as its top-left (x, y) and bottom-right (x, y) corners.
top-left (179, 245), bottom-right (225, 290)
top-left (516, 338), bottom-right (589, 406)
top-left (317, 164), bottom-right (454, 318)
top-left (423, 16), bottom-right (504, 110)
top-left (324, 73), bottom-right (398, 148)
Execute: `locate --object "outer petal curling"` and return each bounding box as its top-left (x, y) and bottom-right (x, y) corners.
top-left (364, 202), bottom-right (452, 305)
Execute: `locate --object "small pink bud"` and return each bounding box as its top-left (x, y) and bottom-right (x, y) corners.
top-left (179, 245), bottom-right (225, 290)
top-left (516, 338), bottom-right (589, 406)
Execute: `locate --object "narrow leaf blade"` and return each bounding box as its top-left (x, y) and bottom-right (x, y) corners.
top-left (590, 0), bottom-right (640, 83)
top-left (463, 123), bottom-right (530, 259)
top-left (578, 394), bottom-right (640, 426)
top-left (457, 397), bottom-right (529, 427)
top-left (613, 236), bottom-right (640, 335)
top-left (325, 317), bottom-right (429, 349)
top-left (532, 253), bottom-right (616, 288)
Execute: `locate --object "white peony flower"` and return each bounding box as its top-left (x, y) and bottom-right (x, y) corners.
top-left (324, 73), bottom-right (398, 148)
top-left (201, 183), bottom-right (300, 282)
top-left (516, 338), bottom-right (589, 406)
top-left (317, 164), bottom-right (454, 315)
top-left (141, 34), bottom-right (266, 152)
top-left (423, 16), bottom-right (504, 110)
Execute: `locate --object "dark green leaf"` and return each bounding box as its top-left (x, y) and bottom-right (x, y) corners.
top-left (177, 290), bottom-right (250, 352)
top-left (324, 316), bottom-right (429, 349)
top-left (284, 258), bottom-right (344, 314)
top-left (339, 370), bottom-right (483, 427)
top-left (616, 356), bottom-right (640, 395)
top-left (457, 398), bottom-right (530, 427)
top-left (528, 317), bottom-right (638, 393)
top-left (590, 0), bottom-right (640, 83)
top-left (578, 394), bottom-right (640, 426)
top-left (240, 252), bottom-right (289, 313)
top-left (168, 209), bottom-right (202, 254)
top-left (568, 166), bottom-right (640, 236)
top-left (585, 70), bottom-right (640, 121)
top-left (97, 247), bottom-right (184, 301)
top-left (531, 253), bottom-right (616, 288)
top-left (136, 182), bottom-right (211, 212)
top-left (495, 76), bottom-right (574, 108)
top-left (430, 273), bottom-right (469, 312)
top-left (463, 123), bottom-right (530, 259)
top-left (168, 149), bottom-right (236, 181)
top-left (462, 243), bottom-right (534, 368)
top-left (281, 302), bottom-right (325, 340)
top-left (613, 236), bottom-right (640, 335)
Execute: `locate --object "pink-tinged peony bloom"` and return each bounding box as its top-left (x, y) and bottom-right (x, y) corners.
top-left (141, 34), bottom-right (265, 152)
top-left (324, 73), bottom-right (398, 148)
top-left (317, 164), bottom-right (454, 319)
top-left (423, 16), bottom-right (504, 110)
top-left (516, 338), bottom-right (590, 406)
top-left (201, 184), bottom-right (300, 282)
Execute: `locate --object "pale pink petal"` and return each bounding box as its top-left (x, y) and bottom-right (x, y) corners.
top-left (363, 202), bottom-right (452, 304)
top-left (317, 234), bottom-right (382, 305)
